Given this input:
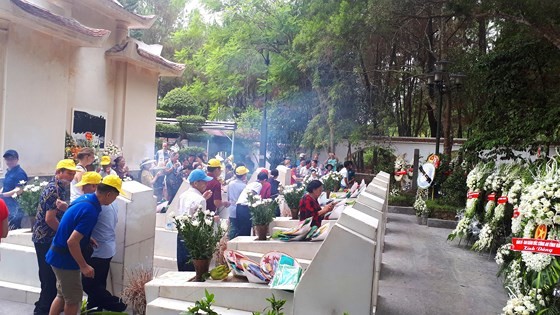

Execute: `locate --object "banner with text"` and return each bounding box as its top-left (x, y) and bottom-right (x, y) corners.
top-left (511, 238), bottom-right (560, 256)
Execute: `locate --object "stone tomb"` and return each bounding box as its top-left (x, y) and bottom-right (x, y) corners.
top-left (0, 181), bottom-right (157, 304)
top-left (145, 173), bottom-right (390, 314)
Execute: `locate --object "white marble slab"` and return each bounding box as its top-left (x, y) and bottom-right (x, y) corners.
top-left (293, 223), bottom-right (377, 315)
top-left (227, 236), bottom-right (322, 260)
top-left (276, 165), bottom-right (290, 186)
top-left (154, 227), bottom-right (177, 259)
top-left (0, 243), bottom-right (40, 287)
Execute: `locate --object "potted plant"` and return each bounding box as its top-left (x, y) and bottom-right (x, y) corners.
top-left (282, 185), bottom-right (306, 219)
top-left (17, 177), bottom-right (48, 228)
top-left (321, 172), bottom-right (342, 198)
top-left (248, 194), bottom-right (277, 240)
top-left (174, 207), bottom-right (226, 281)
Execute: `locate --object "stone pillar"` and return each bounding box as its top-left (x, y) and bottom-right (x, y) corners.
top-left (110, 181), bottom-right (156, 295)
top-left (115, 22), bottom-right (129, 43)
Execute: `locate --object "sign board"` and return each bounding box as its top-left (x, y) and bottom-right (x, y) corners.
top-left (417, 163), bottom-right (435, 189)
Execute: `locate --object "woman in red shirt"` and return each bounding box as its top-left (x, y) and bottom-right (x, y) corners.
top-left (299, 180), bottom-right (335, 227)
top-left (0, 199), bottom-right (9, 240)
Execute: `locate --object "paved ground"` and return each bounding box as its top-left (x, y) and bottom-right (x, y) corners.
top-left (0, 298), bottom-right (35, 313)
top-left (377, 213), bottom-right (507, 315)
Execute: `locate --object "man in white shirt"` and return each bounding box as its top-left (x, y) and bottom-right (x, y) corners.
top-left (176, 169), bottom-right (213, 271)
top-left (233, 181), bottom-right (262, 238)
top-left (155, 142), bottom-right (169, 167)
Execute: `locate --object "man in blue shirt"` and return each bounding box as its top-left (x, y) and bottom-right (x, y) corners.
top-left (46, 175), bottom-right (123, 315)
top-left (226, 166), bottom-right (248, 239)
top-left (1, 149), bottom-right (28, 229)
top-left (75, 172), bottom-right (127, 312)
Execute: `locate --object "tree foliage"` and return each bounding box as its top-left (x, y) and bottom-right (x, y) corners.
top-left (125, 0), bottom-right (560, 162)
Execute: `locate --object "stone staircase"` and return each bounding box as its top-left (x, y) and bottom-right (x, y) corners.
top-left (145, 271), bottom-right (294, 314)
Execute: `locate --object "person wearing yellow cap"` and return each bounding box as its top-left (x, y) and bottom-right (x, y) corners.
top-left (99, 156), bottom-right (117, 178)
top-left (226, 166), bottom-right (248, 239)
top-left (74, 172), bottom-right (102, 194)
top-left (205, 158), bottom-right (230, 218)
top-left (46, 175), bottom-right (123, 315)
top-left (32, 159), bottom-right (80, 315)
top-left (75, 173), bottom-right (127, 312)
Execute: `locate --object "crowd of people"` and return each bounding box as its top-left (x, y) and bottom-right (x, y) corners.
top-left (0, 144), bottom-right (357, 314)
top-left (0, 149), bottom-right (127, 315)
top-left (166, 147), bottom-right (356, 272)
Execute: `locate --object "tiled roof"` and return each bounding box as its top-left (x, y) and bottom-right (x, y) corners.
top-left (99, 0), bottom-right (156, 29)
top-left (11, 0), bottom-right (111, 38)
top-left (136, 46), bottom-right (186, 72)
top-left (106, 40), bottom-right (185, 76)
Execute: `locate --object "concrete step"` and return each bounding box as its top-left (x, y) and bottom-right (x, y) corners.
top-left (154, 227), bottom-right (177, 258)
top-left (0, 280), bottom-right (40, 305)
top-left (3, 229), bottom-right (34, 247)
top-left (236, 250), bottom-right (311, 270)
top-left (154, 255), bottom-right (177, 270)
top-left (227, 236), bottom-right (322, 261)
top-left (0, 243), bottom-right (40, 287)
top-left (146, 297), bottom-right (253, 315)
top-left (145, 271), bottom-right (294, 314)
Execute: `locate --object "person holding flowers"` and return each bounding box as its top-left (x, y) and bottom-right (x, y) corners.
top-left (176, 169), bottom-right (213, 271)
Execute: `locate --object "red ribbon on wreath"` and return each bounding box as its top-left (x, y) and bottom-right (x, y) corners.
top-left (394, 170), bottom-right (407, 176)
top-left (487, 193), bottom-right (496, 202)
top-left (467, 192), bottom-right (480, 199)
top-left (497, 196), bottom-right (508, 205)
top-left (513, 207), bottom-right (520, 219)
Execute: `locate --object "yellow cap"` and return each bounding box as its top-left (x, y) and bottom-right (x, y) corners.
top-left (235, 166), bottom-right (249, 175)
top-left (100, 156), bottom-right (111, 166)
top-left (75, 172), bottom-right (102, 187)
top-left (207, 158), bottom-right (222, 168)
top-left (56, 159), bottom-right (80, 171)
top-left (101, 174), bottom-right (124, 195)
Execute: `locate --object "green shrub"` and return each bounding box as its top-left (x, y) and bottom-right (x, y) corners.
top-left (388, 194), bottom-right (415, 207)
top-left (440, 164), bottom-right (468, 207)
top-left (155, 123), bottom-right (180, 134)
top-left (160, 87), bottom-right (200, 116)
top-left (177, 115), bottom-right (206, 135)
top-left (156, 109), bottom-right (174, 118)
top-left (363, 145), bottom-right (395, 174)
top-left (425, 199), bottom-right (462, 213)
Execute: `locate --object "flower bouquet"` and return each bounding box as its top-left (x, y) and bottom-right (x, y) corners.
top-left (17, 177), bottom-right (49, 216)
top-left (248, 195), bottom-right (277, 240)
top-left (321, 172), bottom-right (342, 196)
top-left (281, 185), bottom-right (306, 219)
top-left (174, 207), bottom-right (226, 281)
